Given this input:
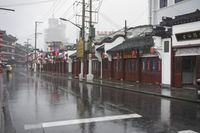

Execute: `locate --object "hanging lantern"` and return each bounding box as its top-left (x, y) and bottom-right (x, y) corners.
top-left (150, 47), bottom-right (156, 55)
top-left (132, 50), bottom-right (136, 57)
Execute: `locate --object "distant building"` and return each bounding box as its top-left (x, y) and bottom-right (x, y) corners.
top-left (0, 30), bottom-right (28, 65)
top-left (0, 30), bottom-right (17, 64)
top-left (45, 18), bottom-right (68, 51)
top-left (15, 43), bottom-right (27, 65)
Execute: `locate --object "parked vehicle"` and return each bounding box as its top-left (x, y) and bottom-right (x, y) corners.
top-left (197, 79), bottom-right (200, 99)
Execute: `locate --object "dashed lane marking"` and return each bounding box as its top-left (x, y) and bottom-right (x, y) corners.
top-left (24, 113), bottom-right (142, 130)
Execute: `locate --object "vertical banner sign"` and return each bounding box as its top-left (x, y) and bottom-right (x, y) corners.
top-left (76, 38), bottom-right (84, 58)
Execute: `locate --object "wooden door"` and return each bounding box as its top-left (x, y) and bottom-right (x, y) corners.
top-left (173, 56), bottom-right (182, 88)
top-left (196, 56), bottom-right (200, 79)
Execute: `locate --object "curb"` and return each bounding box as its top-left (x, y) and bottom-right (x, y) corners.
top-left (40, 72), bottom-right (200, 104)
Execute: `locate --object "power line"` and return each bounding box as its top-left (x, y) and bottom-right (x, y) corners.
top-left (39, 0), bottom-right (60, 21)
top-left (0, 0), bottom-right (56, 7)
top-left (52, 0), bottom-right (61, 16)
top-left (99, 11), bottom-right (121, 29)
top-left (53, 0), bottom-right (71, 15)
top-left (61, 3), bottom-right (74, 17)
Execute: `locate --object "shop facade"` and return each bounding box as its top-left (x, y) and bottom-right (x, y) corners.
top-left (108, 35), bottom-right (162, 84)
top-left (171, 10), bottom-right (200, 88)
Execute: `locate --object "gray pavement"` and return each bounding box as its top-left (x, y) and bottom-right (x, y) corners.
top-left (42, 72), bottom-right (200, 103)
top-left (1, 69), bottom-right (200, 133)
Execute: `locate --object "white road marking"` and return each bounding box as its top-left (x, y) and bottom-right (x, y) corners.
top-left (178, 130), bottom-right (198, 133)
top-left (24, 113), bottom-right (142, 130)
top-left (19, 72), bottom-right (26, 76)
top-left (24, 124), bottom-right (42, 130)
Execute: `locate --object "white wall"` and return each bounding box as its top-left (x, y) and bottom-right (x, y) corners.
top-left (172, 21), bottom-right (200, 47)
top-left (67, 50), bottom-right (76, 73)
top-left (95, 45), bottom-right (103, 62)
top-left (105, 37), bottom-right (125, 61)
top-left (153, 36), bottom-right (171, 86)
top-left (153, 36), bottom-right (162, 58)
top-left (162, 38), bottom-right (172, 86)
top-left (150, 0), bottom-right (200, 24)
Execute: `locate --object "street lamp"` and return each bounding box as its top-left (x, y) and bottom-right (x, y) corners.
top-left (60, 17), bottom-right (83, 37)
top-left (60, 18), bottom-right (82, 29)
top-left (34, 21), bottom-right (43, 72)
top-left (59, 17), bottom-right (85, 79)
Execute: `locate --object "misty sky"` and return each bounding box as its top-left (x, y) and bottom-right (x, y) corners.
top-left (0, 0), bottom-right (148, 50)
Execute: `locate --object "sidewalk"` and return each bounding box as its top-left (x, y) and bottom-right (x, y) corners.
top-left (40, 72), bottom-right (200, 103)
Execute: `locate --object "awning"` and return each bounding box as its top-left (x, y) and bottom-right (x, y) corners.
top-left (175, 47), bottom-right (200, 56)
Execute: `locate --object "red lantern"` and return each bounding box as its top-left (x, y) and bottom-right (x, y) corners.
top-left (132, 50), bottom-right (136, 56)
top-left (150, 47), bottom-right (156, 55)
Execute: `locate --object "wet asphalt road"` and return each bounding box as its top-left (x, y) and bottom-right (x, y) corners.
top-left (1, 68), bottom-right (200, 133)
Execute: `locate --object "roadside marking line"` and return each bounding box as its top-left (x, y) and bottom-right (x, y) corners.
top-left (178, 130), bottom-right (198, 133)
top-left (24, 113), bottom-right (142, 130)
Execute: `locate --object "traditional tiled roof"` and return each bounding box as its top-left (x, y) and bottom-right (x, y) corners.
top-left (172, 9), bottom-right (200, 25)
top-left (96, 45), bottom-right (104, 52)
top-left (152, 26), bottom-right (172, 38)
top-left (95, 34), bottom-right (125, 46)
top-left (107, 36), bottom-right (154, 53)
top-left (69, 52), bottom-right (76, 58)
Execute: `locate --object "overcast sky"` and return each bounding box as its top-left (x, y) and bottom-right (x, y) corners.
top-left (0, 0), bottom-right (148, 50)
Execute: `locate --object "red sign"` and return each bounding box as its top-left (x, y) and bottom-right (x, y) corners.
top-left (123, 50), bottom-right (137, 59)
top-left (101, 52), bottom-right (108, 59)
top-left (113, 52), bottom-right (122, 59)
top-left (150, 47), bottom-right (156, 55)
top-left (97, 31), bottom-right (114, 36)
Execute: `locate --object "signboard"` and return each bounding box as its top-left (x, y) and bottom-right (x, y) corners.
top-left (76, 38), bottom-right (84, 58)
top-left (123, 50), bottom-right (137, 59)
top-left (113, 52), bottom-right (122, 59)
top-left (97, 31), bottom-right (114, 36)
top-left (176, 30), bottom-right (200, 41)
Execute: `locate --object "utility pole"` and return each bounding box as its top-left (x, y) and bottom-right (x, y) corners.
top-left (86, 0), bottom-right (94, 81)
top-left (34, 22), bottom-right (37, 72)
top-left (24, 38), bottom-right (30, 70)
top-left (82, 0), bottom-right (85, 43)
top-left (34, 21), bottom-right (42, 72)
top-left (79, 0), bottom-right (85, 80)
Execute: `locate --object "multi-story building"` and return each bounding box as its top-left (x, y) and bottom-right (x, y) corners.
top-left (149, 0), bottom-right (200, 88)
top-left (15, 43), bottom-right (27, 65)
top-left (0, 30), bottom-right (17, 65)
top-left (0, 30), bottom-right (28, 66)
top-left (149, 0), bottom-right (200, 25)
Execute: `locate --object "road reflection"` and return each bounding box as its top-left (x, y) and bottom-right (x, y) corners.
top-left (39, 74), bottom-right (200, 132)
top-left (0, 74), bottom-right (16, 133)
top-left (4, 72), bottom-right (200, 133)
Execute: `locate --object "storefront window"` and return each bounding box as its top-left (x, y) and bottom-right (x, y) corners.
top-left (142, 58), bottom-right (160, 72)
top-left (175, 0), bottom-right (184, 3)
top-left (160, 0), bottom-right (168, 8)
